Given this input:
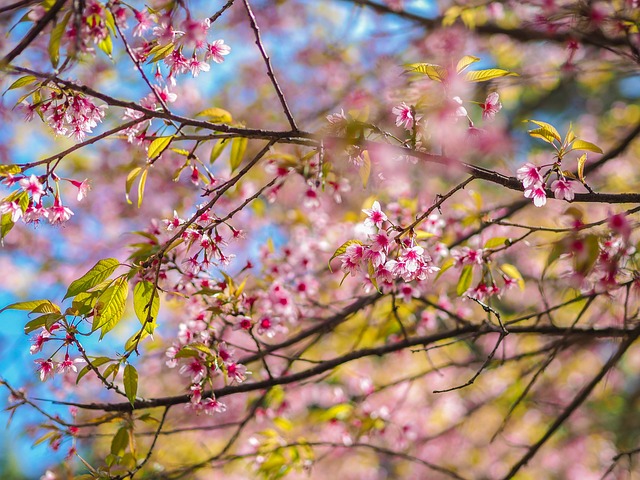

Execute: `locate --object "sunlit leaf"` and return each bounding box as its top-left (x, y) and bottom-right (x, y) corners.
top-left (196, 107), bottom-right (233, 123)
top-left (456, 265), bottom-right (473, 296)
top-left (456, 55), bottom-right (480, 73)
top-left (125, 167), bottom-right (142, 205)
top-left (572, 139), bottom-right (603, 154)
top-left (48, 11), bottom-right (71, 68)
top-left (93, 277), bottom-right (128, 338)
top-left (64, 258), bottom-right (120, 299)
top-left (133, 281), bottom-right (160, 334)
top-left (123, 364), bottom-right (138, 406)
top-left (229, 137), bottom-right (248, 172)
top-left (7, 75), bottom-right (37, 91)
top-left (465, 68), bottom-right (518, 82)
top-left (148, 136), bottom-right (173, 159)
top-left (408, 63), bottom-right (448, 82)
top-left (577, 153), bottom-right (587, 183)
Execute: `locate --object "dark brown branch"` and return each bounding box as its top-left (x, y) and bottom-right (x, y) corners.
top-left (41, 324), bottom-right (638, 412)
top-left (241, 0), bottom-right (298, 131)
top-left (502, 325), bottom-right (640, 479)
top-left (1, 0), bottom-right (67, 66)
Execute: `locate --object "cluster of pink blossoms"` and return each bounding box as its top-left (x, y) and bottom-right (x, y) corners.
top-left (339, 201), bottom-right (440, 294)
top-left (516, 163), bottom-right (575, 207)
top-left (21, 89), bottom-right (106, 142)
top-left (1, 174), bottom-right (89, 226)
top-left (122, 10), bottom-right (230, 144)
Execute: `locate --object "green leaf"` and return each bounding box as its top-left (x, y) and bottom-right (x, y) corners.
top-left (0, 213), bottom-right (14, 240)
top-left (48, 11), bottom-right (71, 68)
top-left (64, 258), bottom-right (120, 299)
top-left (500, 264), bottom-right (525, 290)
top-left (0, 299), bottom-right (57, 314)
top-left (148, 136), bottom-right (173, 159)
top-left (76, 357), bottom-right (112, 384)
top-left (196, 107), bottom-right (233, 123)
top-left (210, 138), bottom-right (230, 164)
top-left (328, 239), bottom-right (363, 272)
top-left (98, 34), bottom-right (113, 57)
top-left (435, 257), bottom-right (455, 281)
top-left (484, 237), bottom-right (509, 249)
top-left (93, 277), bottom-right (128, 338)
top-left (72, 289), bottom-right (102, 316)
top-left (125, 167), bottom-right (142, 205)
top-left (133, 281), bottom-right (160, 334)
top-left (359, 150), bottom-right (371, 188)
top-left (102, 362), bottom-right (120, 381)
top-left (137, 168), bottom-right (148, 208)
top-left (229, 137), bottom-right (248, 172)
top-left (123, 364), bottom-right (138, 406)
top-left (408, 63), bottom-right (448, 82)
top-left (0, 164), bottom-right (21, 177)
top-left (527, 120), bottom-right (561, 143)
top-left (577, 153), bottom-right (587, 183)
top-left (24, 313), bottom-right (63, 334)
top-left (572, 139), bottom-right (603, 154)
top-left (456, 55), bottom-right (480, 73)
top-left (465, 68), bottom-right (518, 83)
top-left (148, 42), bottom-right (175, 62)
top-left (111, 427), bottom-right (129, 456)
top-left (7, 75), bottom-right (37, 91)
top-left (456, 265), bottom-right (473, 296)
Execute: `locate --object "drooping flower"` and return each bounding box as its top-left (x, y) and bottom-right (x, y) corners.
top-left (0, 201), bottom-right (23, 223)
top-left (516, 163), bottom-right (544, 188)
top-left (524, 182), bottom-right (548, 207)
top-left (48, 197), bottom-right (74, 225)
top-left (551, 178), bottom-right (575, 201)
top-left (481, 92), bottom-right (502, 120)
top-left (35, 359), bottom-right (55, 381)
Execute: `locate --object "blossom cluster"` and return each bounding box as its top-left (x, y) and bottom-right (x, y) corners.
top-left (516, 162), bottom-right (575, 207)
top-left (1, 174), bottom-right (89, 226)
top-left (21, 89), bottom-right (106, 143)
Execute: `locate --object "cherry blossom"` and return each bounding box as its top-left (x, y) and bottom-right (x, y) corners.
top-left (392, 102), bottom-right (420, 130)
top-left (481, 92), bottom-right (502, 120)
top-left (362, 201), bottom-right (388, 229)
top-left (524, 182), bottom-right (548, 207)
top-left (205, 39), bottom-right (231, 63)
top-left (551, 178), bottom-right (575, 201)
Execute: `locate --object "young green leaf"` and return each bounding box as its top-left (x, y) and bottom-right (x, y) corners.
top-left (133, 281), bottom-right (160, 334)
top-left (7, 75), bottom-right (37, 91)
top-left (64, 258), bottom-right (120, 299)
top-left (456, 265), bottom-right (473, 296)
top-left (196, 107), bottom-right (233, 123)
top-left (93, 277), bottom-right (128, 338)
top-left (137, 168), bottom-right (148, 208)
top-left (123, 364), bottom-right (138, 406)
top-left (527, 120), bottom-right (561, 142)
top-left (48, 11), bottom-right (71, 68)
top-left (1, 299), bottom-right (49, 314)
top-left (465, 68), bottom-right (517, 83)
top-left (577, 153), bottom-right (587, 183)
top-left (484, 237), bottom-right (509, 249)
top-left (229, 137), bottom-right (248, 172)
top-left (210, 138), bottom-right (230, 164)
top-left (456, 55), bottom-right (480, 73)
top-left (148, 136), bottom-right (173, 160)
top-left (572, 139), bottom-right (603, 154)
top-left (407, 63), bottom-right (448, 82)
top-left (125, 167), bottom-right (142, 205)
top-left (359, 150), bottom-right (371, 188)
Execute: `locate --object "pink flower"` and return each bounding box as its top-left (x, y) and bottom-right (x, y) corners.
top-left (363, 201), bottom-right (388, 229)
top-left (524, 182), bottom-right (547, 207)
top-left (202, 397), bottom-right (227, 414)
top-left (481, 92), bottom-right (502, 120)
top-left (226, 363), bottom-right (249, 383)
top-left (19, 175), bottom-right (45, 203)
top-left (326, 109), bottom-right (348, 134)
top-left (48, 197), bottom-right (74, 224)
top-left (452, 96), bottom-right (468, 117)
top-left (35, 359), bottom-right (55, 381)
top-left (550, 178), bottom-right (575, 201)
top-left (392, 102), bottom-right (420, 130)
top-left (188, 56), bottom-right (210, 77)
top-left (516, 163), bottom-right (544, 188)
top-left (205, 39), bottom-right (231, 63)
top-left (0, 201), bottom-right (23, 223)
top-left (69, 179), bottom-right (90, 201)
top-left (57, 354), bottom-right (84, 374)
